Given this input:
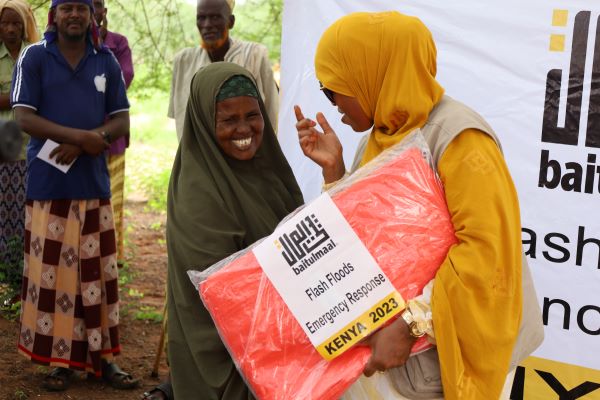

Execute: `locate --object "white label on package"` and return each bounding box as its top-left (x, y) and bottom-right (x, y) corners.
top-left (253, 192), bottom-right (404, 360)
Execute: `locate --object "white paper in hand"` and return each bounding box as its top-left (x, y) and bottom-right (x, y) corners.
top-left (36, 139), bottom-right (76, 173)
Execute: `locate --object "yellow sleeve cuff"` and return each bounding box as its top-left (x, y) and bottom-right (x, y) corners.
top-left (321, 171), bottom-right (350, 192)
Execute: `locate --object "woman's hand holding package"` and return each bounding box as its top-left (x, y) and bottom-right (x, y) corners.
top-left (362, 318), bottom-right (416, 377)
top-left (294, 105), bottom-right (346, 183)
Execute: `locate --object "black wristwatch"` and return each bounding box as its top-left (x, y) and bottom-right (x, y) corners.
top-left (101, 131), bottom-right (112, 144)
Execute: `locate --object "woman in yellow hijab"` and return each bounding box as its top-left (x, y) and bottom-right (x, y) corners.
top-left (295, 11), bottom-right (529, 400)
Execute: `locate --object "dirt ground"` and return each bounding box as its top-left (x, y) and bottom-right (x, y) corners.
top-left (0, 200), bottom-right (170, 400)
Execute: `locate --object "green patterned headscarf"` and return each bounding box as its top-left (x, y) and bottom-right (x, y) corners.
top-left (166, 62), bottom-right (303, 399)
top-left (216, 75), bottom-right (259, 102)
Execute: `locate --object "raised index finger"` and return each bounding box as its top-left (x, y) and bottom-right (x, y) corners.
top-left (316, 112), bottom-right (334, 135)
top-left (294, 105), bottom-right (306, 122)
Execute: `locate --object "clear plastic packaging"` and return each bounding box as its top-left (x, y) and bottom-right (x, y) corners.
top-left (189, 131), bottom-right (457, 400)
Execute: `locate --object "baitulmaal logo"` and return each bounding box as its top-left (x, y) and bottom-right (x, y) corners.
top-left (274, 213), bottom-right (336, 276)
top-left (539, 9), bottom-right (600, 194)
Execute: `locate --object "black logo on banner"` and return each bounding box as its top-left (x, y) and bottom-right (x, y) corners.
top-left (276, 214), bottom-right (337, 276)
top-left (542, 11), bottom-right (600, 147)
top-left (510, 366), bottom-right (600, 400)
top-left (538, 11), bottom-right (600, 194)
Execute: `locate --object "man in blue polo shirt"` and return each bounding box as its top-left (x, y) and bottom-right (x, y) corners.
top-left (11, 0), bottom-right (138, 392)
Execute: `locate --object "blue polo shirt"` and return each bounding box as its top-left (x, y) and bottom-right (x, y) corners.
top-left (11, 40), bottom-right (129, 200)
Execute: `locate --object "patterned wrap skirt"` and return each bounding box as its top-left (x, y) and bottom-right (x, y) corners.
top-left (0, 160), bottom-right (27, 266)
top-left (18, 199), bottom-right (121, 376)
top-left (107, 153), bottom-right (125, 263)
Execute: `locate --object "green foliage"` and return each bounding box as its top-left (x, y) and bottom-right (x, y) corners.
top-left (126, 92), bottom-right (178, 213)
top-left (12, 389), bottom-right (28, 400)
top-left (118, 261), bottom-right (135, 287)
top-left (108, 0), bottom-right (198, 97)
top-left (0, 236), bottom-right (24, 303)
top-left (143, 169), bottom-right (172, 212)
top-left (128, 288), bottom-right (144, 298)
top-left (235, 0), bottom-right (284, 61)
top-left (28, 1), bottom-right (52, 24)
top-left (1, 299), bottom-right (21, 321)
top-left (126, 141), bottom-right (174, 214)
top-left (135, 306), bottom-right (163, 323)
top-left (119, 301), bottom-right (134, 317)
top-left (150, 221), bottom-right (163, 231)
top-left (128, 92), bottom-right (176, 146)
top-left (129, 65), bottom-right (173, 100)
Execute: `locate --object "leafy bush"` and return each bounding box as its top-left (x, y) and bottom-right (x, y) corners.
top-left (0, 236), bottom-right (24, 300)
top-left (135, 306), bottom-right (164, 323)
top-left (142, 169), bottom-right (172, 212)
top-left (1, 236), bottom-right (24, 320)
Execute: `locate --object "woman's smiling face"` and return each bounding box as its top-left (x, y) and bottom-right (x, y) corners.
top-left (215, 96), bottom-right (264, 160)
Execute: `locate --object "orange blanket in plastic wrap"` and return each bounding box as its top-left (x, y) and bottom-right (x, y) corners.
top-left (198, 146), bottom-right (457, 400)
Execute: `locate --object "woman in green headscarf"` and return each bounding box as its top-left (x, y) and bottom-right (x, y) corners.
top-left (166, 62), bottom-right (304, 399)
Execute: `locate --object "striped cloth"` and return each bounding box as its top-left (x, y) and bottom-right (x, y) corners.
top-left (18, 199), bottom-right (121, 376)
top-left (107, 153), bottom-right (125, 264)
top-left (0, 160), bottom-right (27, 266)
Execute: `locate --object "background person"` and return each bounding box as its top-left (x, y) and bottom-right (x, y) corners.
top-left (295, 12), bottom-right (528, 399)
top-left (0, 0), bottom-right (38, 269)
top-left (168, 0), bottom-right (279, 140)
top-left (12, 0), bottom-right (137, 391)
top-left (93, 0), bottom-right (134, 266)
top-left (166, 62), bottom-right (303, 399)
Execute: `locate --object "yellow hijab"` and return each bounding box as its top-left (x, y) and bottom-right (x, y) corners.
top-left (0, 0), bottom-right (40, 44)
top-left (315, 11), bottom-right (444, 166)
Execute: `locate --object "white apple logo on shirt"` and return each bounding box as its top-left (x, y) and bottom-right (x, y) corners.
top-left (94, 73), bottom-right (106, 93)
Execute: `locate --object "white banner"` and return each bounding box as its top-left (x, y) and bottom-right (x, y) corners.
top-left (280, 0), bottom-right (600, 396)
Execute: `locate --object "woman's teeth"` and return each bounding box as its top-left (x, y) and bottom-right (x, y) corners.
top-left (232, 137), bottom-right (252, 149)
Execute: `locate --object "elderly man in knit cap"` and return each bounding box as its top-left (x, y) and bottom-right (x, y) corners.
top-left (0, 0), bottom-right (38, 272)
top-left (168, 0), bottom-right (279, 140)
top-left (12, 0), bottom-right (138, 392)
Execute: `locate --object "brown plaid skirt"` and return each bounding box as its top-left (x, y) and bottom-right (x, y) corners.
top-left (18, 199), bottom-right (121, 376)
